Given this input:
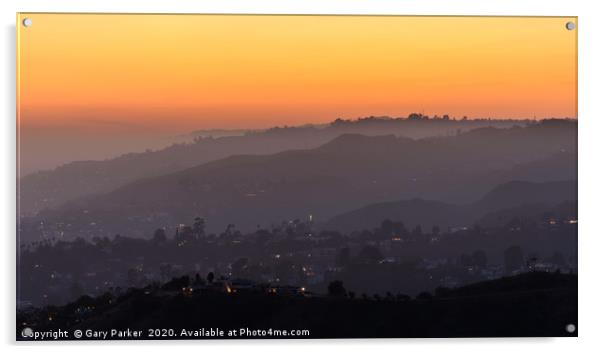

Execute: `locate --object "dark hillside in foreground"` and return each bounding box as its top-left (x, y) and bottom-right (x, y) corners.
top-left (18, 272), bottom-right (577, 339)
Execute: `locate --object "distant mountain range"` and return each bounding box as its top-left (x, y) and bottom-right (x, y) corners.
top-left (19, 116), bottom-right (532, 215)
top-left (324, 180), bottom-right (577, 232)
top-left (19, 119), bottom-right (576, 241)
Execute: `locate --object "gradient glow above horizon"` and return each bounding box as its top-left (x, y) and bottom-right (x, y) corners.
top-left (18, 14), bottom-right (577, 133)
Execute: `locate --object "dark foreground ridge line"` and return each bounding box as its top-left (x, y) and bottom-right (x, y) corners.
top-left (17, 271), bottom-right (577, 340)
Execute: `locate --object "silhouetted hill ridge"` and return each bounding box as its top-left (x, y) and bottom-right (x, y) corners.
top-left (325, 180), bottom-right (576, 232)
top-left (20, 121), bottom-right (576, 239)
top-left (474, 180), bottom-right (576, 211)
top-left (17, 272), bottom-right (577, 339)
top-left (19, 118), bottom-right (562, 215)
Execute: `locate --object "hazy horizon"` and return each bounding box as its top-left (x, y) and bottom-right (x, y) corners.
top-left (19, 115), bottom-right (576, 175)
top-left (18, 14), bottom-right (577, 174)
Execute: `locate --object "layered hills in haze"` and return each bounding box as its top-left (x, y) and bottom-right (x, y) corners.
top-left (19, 119), bottom-right (576, 241)
top-left (325, 180), bottom-right (576, 232)
top-left (19, 117), bottom-right (529, 215)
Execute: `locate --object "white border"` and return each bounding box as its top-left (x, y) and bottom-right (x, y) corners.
top-left (2, 1), bottom-right (601, 353)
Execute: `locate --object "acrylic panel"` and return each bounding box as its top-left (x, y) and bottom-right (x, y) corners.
top-left (16, 13), bottom-right (577, 340)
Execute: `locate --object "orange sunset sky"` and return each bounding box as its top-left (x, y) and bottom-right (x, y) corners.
top-left (16, 14), bottom-right (577, 173)
top-left (18, 14), bottom-right (577, 129)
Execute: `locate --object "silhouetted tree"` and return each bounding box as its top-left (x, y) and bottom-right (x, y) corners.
top-left (408, 113), bottom-right (423, 120)
top-left (416, 291), bottom-right (433, 301)
top-left (192, 217), bottom-right (206, 239)
top-left (152, 228), bottom-right (167, 243)
top-left (381, 219), bottom-right (394, 236)
top-left (328, 280), bottom-right (347, 297)
top-left (379, 219), bottom-right (408, 239)
top-left (206, 272), bottom-right (215, 284)
top-left (392, 221), bottom-right (409, 238)
top-left (161, 276), bottom-right (189, 291)
top-left (396, 293), bottom-right (411, 302)
top-left (222, 224), bottom-right (236, 238)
